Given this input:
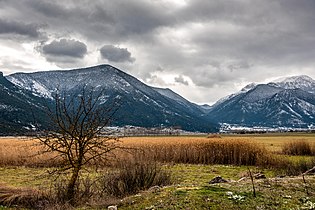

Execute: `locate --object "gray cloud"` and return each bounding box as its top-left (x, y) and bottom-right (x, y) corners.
top-left (0, 18), bottom-right (43, 39)
top-left (0, 57), bottom-right (34, 74)
top-left (1, 0), bottom-right (315, 104)
top-left (174, 75), bottom-right (189, 86)
top-left (29, 1), bottom-right (69, 18)
top-left (38, 39), bottom-right (88, 68)
top-left (100, 45), bottom-right (135, 63)
top-left (42, 39), bottom-right (87, 58)
top-left (8, 0), bottom-right (174, 43)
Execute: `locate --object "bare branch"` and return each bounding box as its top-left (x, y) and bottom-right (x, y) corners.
top-left (36, 87), bottom-right (122, 203)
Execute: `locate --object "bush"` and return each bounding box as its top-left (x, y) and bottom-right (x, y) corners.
top-left (282, 140), bottom-right (313, 156)
top-left (48, 176), bottom-right (96, 206)
top-left (99, 160), bottom-right (171, 197)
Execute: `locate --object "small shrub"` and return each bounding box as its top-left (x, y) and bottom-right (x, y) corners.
top-left (282, 140), bottom-right (313, 156)
top-left (99, 160), bottom-right (171, 197)
top-left (49, 176), bottom-right (96, 206)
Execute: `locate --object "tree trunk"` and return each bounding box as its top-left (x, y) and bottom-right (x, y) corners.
top-left (66, 145), bottom-right (84, 204)
top-left (66, 165), bottom-right (81, 203)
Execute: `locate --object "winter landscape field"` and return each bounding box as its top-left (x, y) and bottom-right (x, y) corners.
top-left (1, 134), bottom-right (315, 209)
top-left (1, 1), bottom-right (315, 209)
top-left (1, 63), bottom-right (315, 210)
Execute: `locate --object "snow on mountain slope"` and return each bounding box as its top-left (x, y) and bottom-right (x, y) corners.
top-left (7, 65), bottom-right (137, 97)
top-left (8, 75), bottom-right (52, 98)
top-left (7, 65), bottom-right (179, 114)
top-left (242, 84), bottom-right (283, 103)
top-left (0, 72), bottom-right (48, 134)
top-left (211, 83), bottom-right (258, 108)
top-left (153, 87), bottom-right (186, 103)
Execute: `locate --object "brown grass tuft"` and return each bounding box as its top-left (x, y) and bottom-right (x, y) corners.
top-left (99, 159), bottom-right (171, 197)
top-left (281, 140), bottom-right (313, 156)
top-left (123, 138), bottom-right (272, 166)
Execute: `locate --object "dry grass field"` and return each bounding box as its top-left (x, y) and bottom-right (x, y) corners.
top-left (121, 133), bottom-right (315, 152)
top-left (1, 133), bottom-right (315, 169)
top-left (0, 137), bottom-right (59, 167)
top-left (1, 133), bottom-right (315, 209)
top-left (1, 133), bottom-right (315, 155)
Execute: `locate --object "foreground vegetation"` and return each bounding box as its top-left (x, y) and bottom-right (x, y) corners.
top-left (1, 134), bottom-right (315, 209)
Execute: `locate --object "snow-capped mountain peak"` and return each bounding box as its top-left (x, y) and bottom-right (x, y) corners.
top-left (274, 75), bottom-right (314, 83)
top-left (271, 75), bottom-right (315, 94)
top-left (240, 83), bottom-right (257, 92)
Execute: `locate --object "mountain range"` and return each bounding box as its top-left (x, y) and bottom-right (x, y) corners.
top-left (1, 65), bottom-right (216, 134)
top-left (0, 64), bottom-right (315, 135)
top-left (207, 75), bottom-right (315, 128)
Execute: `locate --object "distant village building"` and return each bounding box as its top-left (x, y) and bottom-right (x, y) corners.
top-left (101, 126), bottom-right (182, 136)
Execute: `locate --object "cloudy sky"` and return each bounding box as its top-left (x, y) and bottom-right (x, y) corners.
top-left (1, 0), bottom-right (315, 104)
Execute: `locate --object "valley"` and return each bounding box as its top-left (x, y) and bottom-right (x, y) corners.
top-left (1, 1), bottom-right (314, 209)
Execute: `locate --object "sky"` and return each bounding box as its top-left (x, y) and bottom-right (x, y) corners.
top-left (1, 0), bottom-right (315, 105)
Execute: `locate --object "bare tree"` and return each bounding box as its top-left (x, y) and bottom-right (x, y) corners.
top-left (37, 87), bottom-right (121, 203)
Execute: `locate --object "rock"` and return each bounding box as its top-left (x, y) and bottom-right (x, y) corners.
top-left (108, 205), bottom-right (117, 210)
top-left (283, 195), bottom-right (292, 199)
top-left (145, 205), bottom-right (155, 210)
top-left (254, 173), bottom-right (266, 179)
top-left (226, 191), bottom-right (233, 196)
top-left (237, 177), bottom-right (247, 182)
top-left (209, 176), bottom-right (228, 184)
top-left (148, 185), bottom-right (161, 193)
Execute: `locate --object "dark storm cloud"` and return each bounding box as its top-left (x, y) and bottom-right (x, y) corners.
top-left (42, 39), bottom-right (87, 58)
top-left (11, 0), bottom-right (174, 42)
top-left (100, 45), bottom-right (134, 63)
top-left (38, 39), bottom-right (88, 67)
top-left (0, 18), bottom-right (43, 39)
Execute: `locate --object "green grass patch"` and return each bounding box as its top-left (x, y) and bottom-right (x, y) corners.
top-left (1, 164), bottom-right (315, 209)
top-left (118, 164), bottom-right (315, 210)
top-left (0, 167), bottom-right (49, 188)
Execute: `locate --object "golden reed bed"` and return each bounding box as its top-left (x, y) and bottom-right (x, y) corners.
top-left (1, 134), bottom-right (315, 167)
top-left (0, 136), bottom-right (265, 167)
